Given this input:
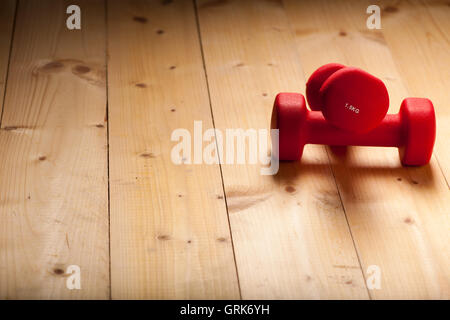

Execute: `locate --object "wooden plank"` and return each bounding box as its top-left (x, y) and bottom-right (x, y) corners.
top-left (107, 0), bottom-right (240, 299)
top-left (283, 0), bottom-right (449, 299)
top-left (197, 0), bottom-right (369, 299)
top-left (0, 0), bottom-right (16, 115)
top-left (0, 0), bottom-right (109, 299)
top-left (378, 0), bottom-right (450, 184)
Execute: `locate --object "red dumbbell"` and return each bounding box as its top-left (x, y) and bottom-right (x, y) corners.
top-left (271, 93), bottom-right (436, 166)
top-left (305, 63), bottom-right (389, 133)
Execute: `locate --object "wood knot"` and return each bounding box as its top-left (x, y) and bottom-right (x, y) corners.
top-left (217, 237), bottom-right (227, 242)
top-left (383, 6), bottom-right (398, 13)
top-left (133, 16), bottom-right (148, 23)
top-left (157, 235), bottom-right (171, 241)
top-left (135, 83), bottom-right (147, 88)
top-left (404, 217), bottom-right (414, 225)
top-left (73, 65), bottom-right (91, 74)
top-left (156, 29), bottom-right (164, 35)
top-left (285, 185), bottom-right (296, 193)
top-left (3, 126), bottom-right (18, 131)
top-left (41, 61), bottom-right (64, 72)
top-left (140, 152), bottom-right (155, 158)
top-left (339, 31), bottom-right (347, 37)
top-left (38, 156), bottom-right (47, 161)
top-left (53, 268), bottom-right (65, 275)
top-left (169, 65), bottom-right (176, 70)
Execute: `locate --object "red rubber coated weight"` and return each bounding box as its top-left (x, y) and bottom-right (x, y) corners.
top-left (320, 67), bottom-right (390, 133)
top-left (306, 64), bottom-right (390, 134)
top-left (306, 63), bottom-right (346, 111)
top-left (271, 93), bottom-right (436, 166)
top-left (271, 93), bottom-right (307, 160)
top-left (398, 98), bottom-right (436, 166)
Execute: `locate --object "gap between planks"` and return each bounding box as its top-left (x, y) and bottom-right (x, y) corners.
top-left (104, 0), bottom-right (112, 301)
top-left (0, 0), bottom-right (18, 128)
top-left (192, 0), bottom-right (243, 299)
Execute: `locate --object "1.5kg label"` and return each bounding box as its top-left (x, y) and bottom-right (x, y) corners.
top-left (345, 102), bottom-right (360, 114)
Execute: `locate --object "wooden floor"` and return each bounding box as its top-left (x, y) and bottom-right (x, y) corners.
top-left (0, 0), bottom-right (448, 299)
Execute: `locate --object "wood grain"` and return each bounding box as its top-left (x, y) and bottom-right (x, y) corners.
top-left (107, 0), bottom-right (240, 299)
top-left (0, 0), bottom-right (109, 299)
top-left (283, 0), bottom-right (449, 299)
top-left (0, 0), bottom-right (16, 116)
top-left (379, 0), bottom-right (450, 184)
top-left (0, 0), bottom-right (447, 300)
top-left (197, 0), bottom-right (369, 299)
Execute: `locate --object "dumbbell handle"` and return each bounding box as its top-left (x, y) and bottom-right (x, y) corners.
top-left (305, 111), bottom-right (403, 147)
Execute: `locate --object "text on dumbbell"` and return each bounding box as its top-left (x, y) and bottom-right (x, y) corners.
top-left (345, 103), bottom-right (360, 114)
